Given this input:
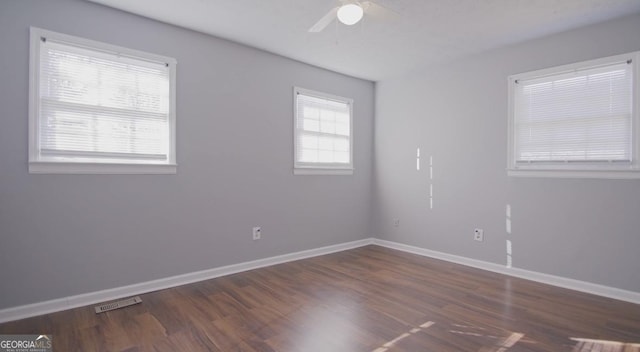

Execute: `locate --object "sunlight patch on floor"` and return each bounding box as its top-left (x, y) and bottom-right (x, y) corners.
top-left (371, 321), bottom-right (435, 352)
top-left (496, 332), bottom-right (525, 352)
top-left (571, 337), bottom-right (640, 352)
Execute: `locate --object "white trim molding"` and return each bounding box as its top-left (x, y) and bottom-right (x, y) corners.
top-left (2, 237), bottom-right (638, 324)
top-left (507, 169), bottom-right (640, 179)
top-left (507, 51), bottom-right (640, 179)
top-left (373, 239), bottom-right (640, 305)
top-left (293, 86), bottom-right (354, 175)
top-left (0, 238), bottom-right (374, 324)
top-left (293, 167), bottom-right (354, 175)
top-left (29, 161), bottom-right (177, 175)
top-left (28, 27), bottom-right (177, 175)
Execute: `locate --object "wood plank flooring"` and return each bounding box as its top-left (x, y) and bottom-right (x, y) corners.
top-left (1, 245), bottom-right (639, 351)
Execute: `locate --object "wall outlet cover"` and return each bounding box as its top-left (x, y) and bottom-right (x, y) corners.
top-left (474, 229), bottom-right (484, 241)
top-left (252, 227), bottom-right (261, 240)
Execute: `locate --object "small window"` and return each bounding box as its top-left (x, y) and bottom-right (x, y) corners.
top-left (294, 87), bottom-right (353, 175)
top-left (29, 27), bottom-right (177, 174)
top-left (507, 52), bottom-right (640, 179)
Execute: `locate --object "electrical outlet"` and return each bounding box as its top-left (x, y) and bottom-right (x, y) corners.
top-left (393, 219), bottom-right (400, 227)
top-left (252, 227), bottom-right (261, 240)
top-left (474, 228), bottom-right (484, 242)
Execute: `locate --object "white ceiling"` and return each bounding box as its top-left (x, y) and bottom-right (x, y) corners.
top-left (87, 0), bottom-right (640, 81)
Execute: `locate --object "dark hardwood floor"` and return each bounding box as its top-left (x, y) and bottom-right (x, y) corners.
top-left (1, 245), bottom-right (639, 351)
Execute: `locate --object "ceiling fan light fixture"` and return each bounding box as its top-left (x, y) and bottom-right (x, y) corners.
top-left (337, 3), bottom-right (364, 26)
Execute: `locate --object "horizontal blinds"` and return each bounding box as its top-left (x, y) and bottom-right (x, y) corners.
top-left (38, 40), bottom-right (170, 163)
top-left (514, 61), bottom-right (633, 163)
top-left (296, 92), bottom-right (351, 165)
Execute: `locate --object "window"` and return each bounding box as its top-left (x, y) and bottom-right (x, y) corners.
top-left (29, 27), bottom-right (177, 174)
top-left (294, 87), bottom-right (353, 175)
top-left (508, 51), bottom-right (640, 179)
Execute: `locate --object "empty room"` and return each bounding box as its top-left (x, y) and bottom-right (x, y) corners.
top-left (1, 0), bottom-right (640, 351)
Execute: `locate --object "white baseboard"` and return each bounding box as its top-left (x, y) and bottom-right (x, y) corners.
top-left (2, 237), bottom-right (638, 324)
top-left (373, 239), bottom-right (640, 305)
top-left (0, 238), bottom-right (375, 324)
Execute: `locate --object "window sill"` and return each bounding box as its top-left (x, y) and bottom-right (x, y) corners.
top-left (29, 161), bottom-right (177, 175)
top-left (294, 168), bottom-right (354, 176)
top-left (507, 168), bottom-right (640, 179)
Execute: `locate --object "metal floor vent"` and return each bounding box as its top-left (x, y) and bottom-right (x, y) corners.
top-left (94, 296), bottom-right (142, 314)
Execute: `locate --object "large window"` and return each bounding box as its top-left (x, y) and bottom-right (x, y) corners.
top-left (508, 51), bottom-right (639, 178)
top-left (294, 87), bottom-right (353, 175)
top-left (29, 27), bottom-right (177, 174)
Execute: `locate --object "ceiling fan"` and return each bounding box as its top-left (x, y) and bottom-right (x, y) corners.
top-left (308, 1), bottom-right (396, 33)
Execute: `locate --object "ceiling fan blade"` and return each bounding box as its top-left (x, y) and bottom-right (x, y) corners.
top-left (362, 1), bottom-right (400, 20)
top-left (308, 6), bottom-right (339, 32)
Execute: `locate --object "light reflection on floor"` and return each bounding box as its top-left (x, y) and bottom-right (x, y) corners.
top-left (571, 337), bottom-right (640, 352)
top-left (370, 321), bottom-right (640, 352)
top-left (371, 321), bottom-right (434, 352)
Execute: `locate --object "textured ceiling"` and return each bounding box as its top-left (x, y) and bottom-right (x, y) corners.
top-left (87, 0), bottom-right (640, 81)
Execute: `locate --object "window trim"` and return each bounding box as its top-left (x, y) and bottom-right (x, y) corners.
top-left (28, 27), bottom-right (177, 174)
top-left (293, 87), bottom-right (354, 176)
top-left (507, 51), bottom-right (640, 179)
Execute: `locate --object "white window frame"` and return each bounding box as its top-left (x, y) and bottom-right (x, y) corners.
top-left (28, 27), bottom-right (177, 174)
top-left (507, 51), bottom-right (640, 179)
top-left (293, 87), bottom-right (354, 175)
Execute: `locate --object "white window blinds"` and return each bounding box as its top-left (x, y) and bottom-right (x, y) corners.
top-left (513, 60), bottom-right (633, 164)
top-left (36, 35), bottom-right (172, 165)
top-left (294, 88), bottom-right (353, 172)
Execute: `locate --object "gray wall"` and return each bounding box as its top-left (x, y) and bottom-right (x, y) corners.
top-left (0, 0), bottom-right (374, 309)
top-left (374, 14), bottom-right (640, 293)
top-left (1, 0), bottom-right (638, 312)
